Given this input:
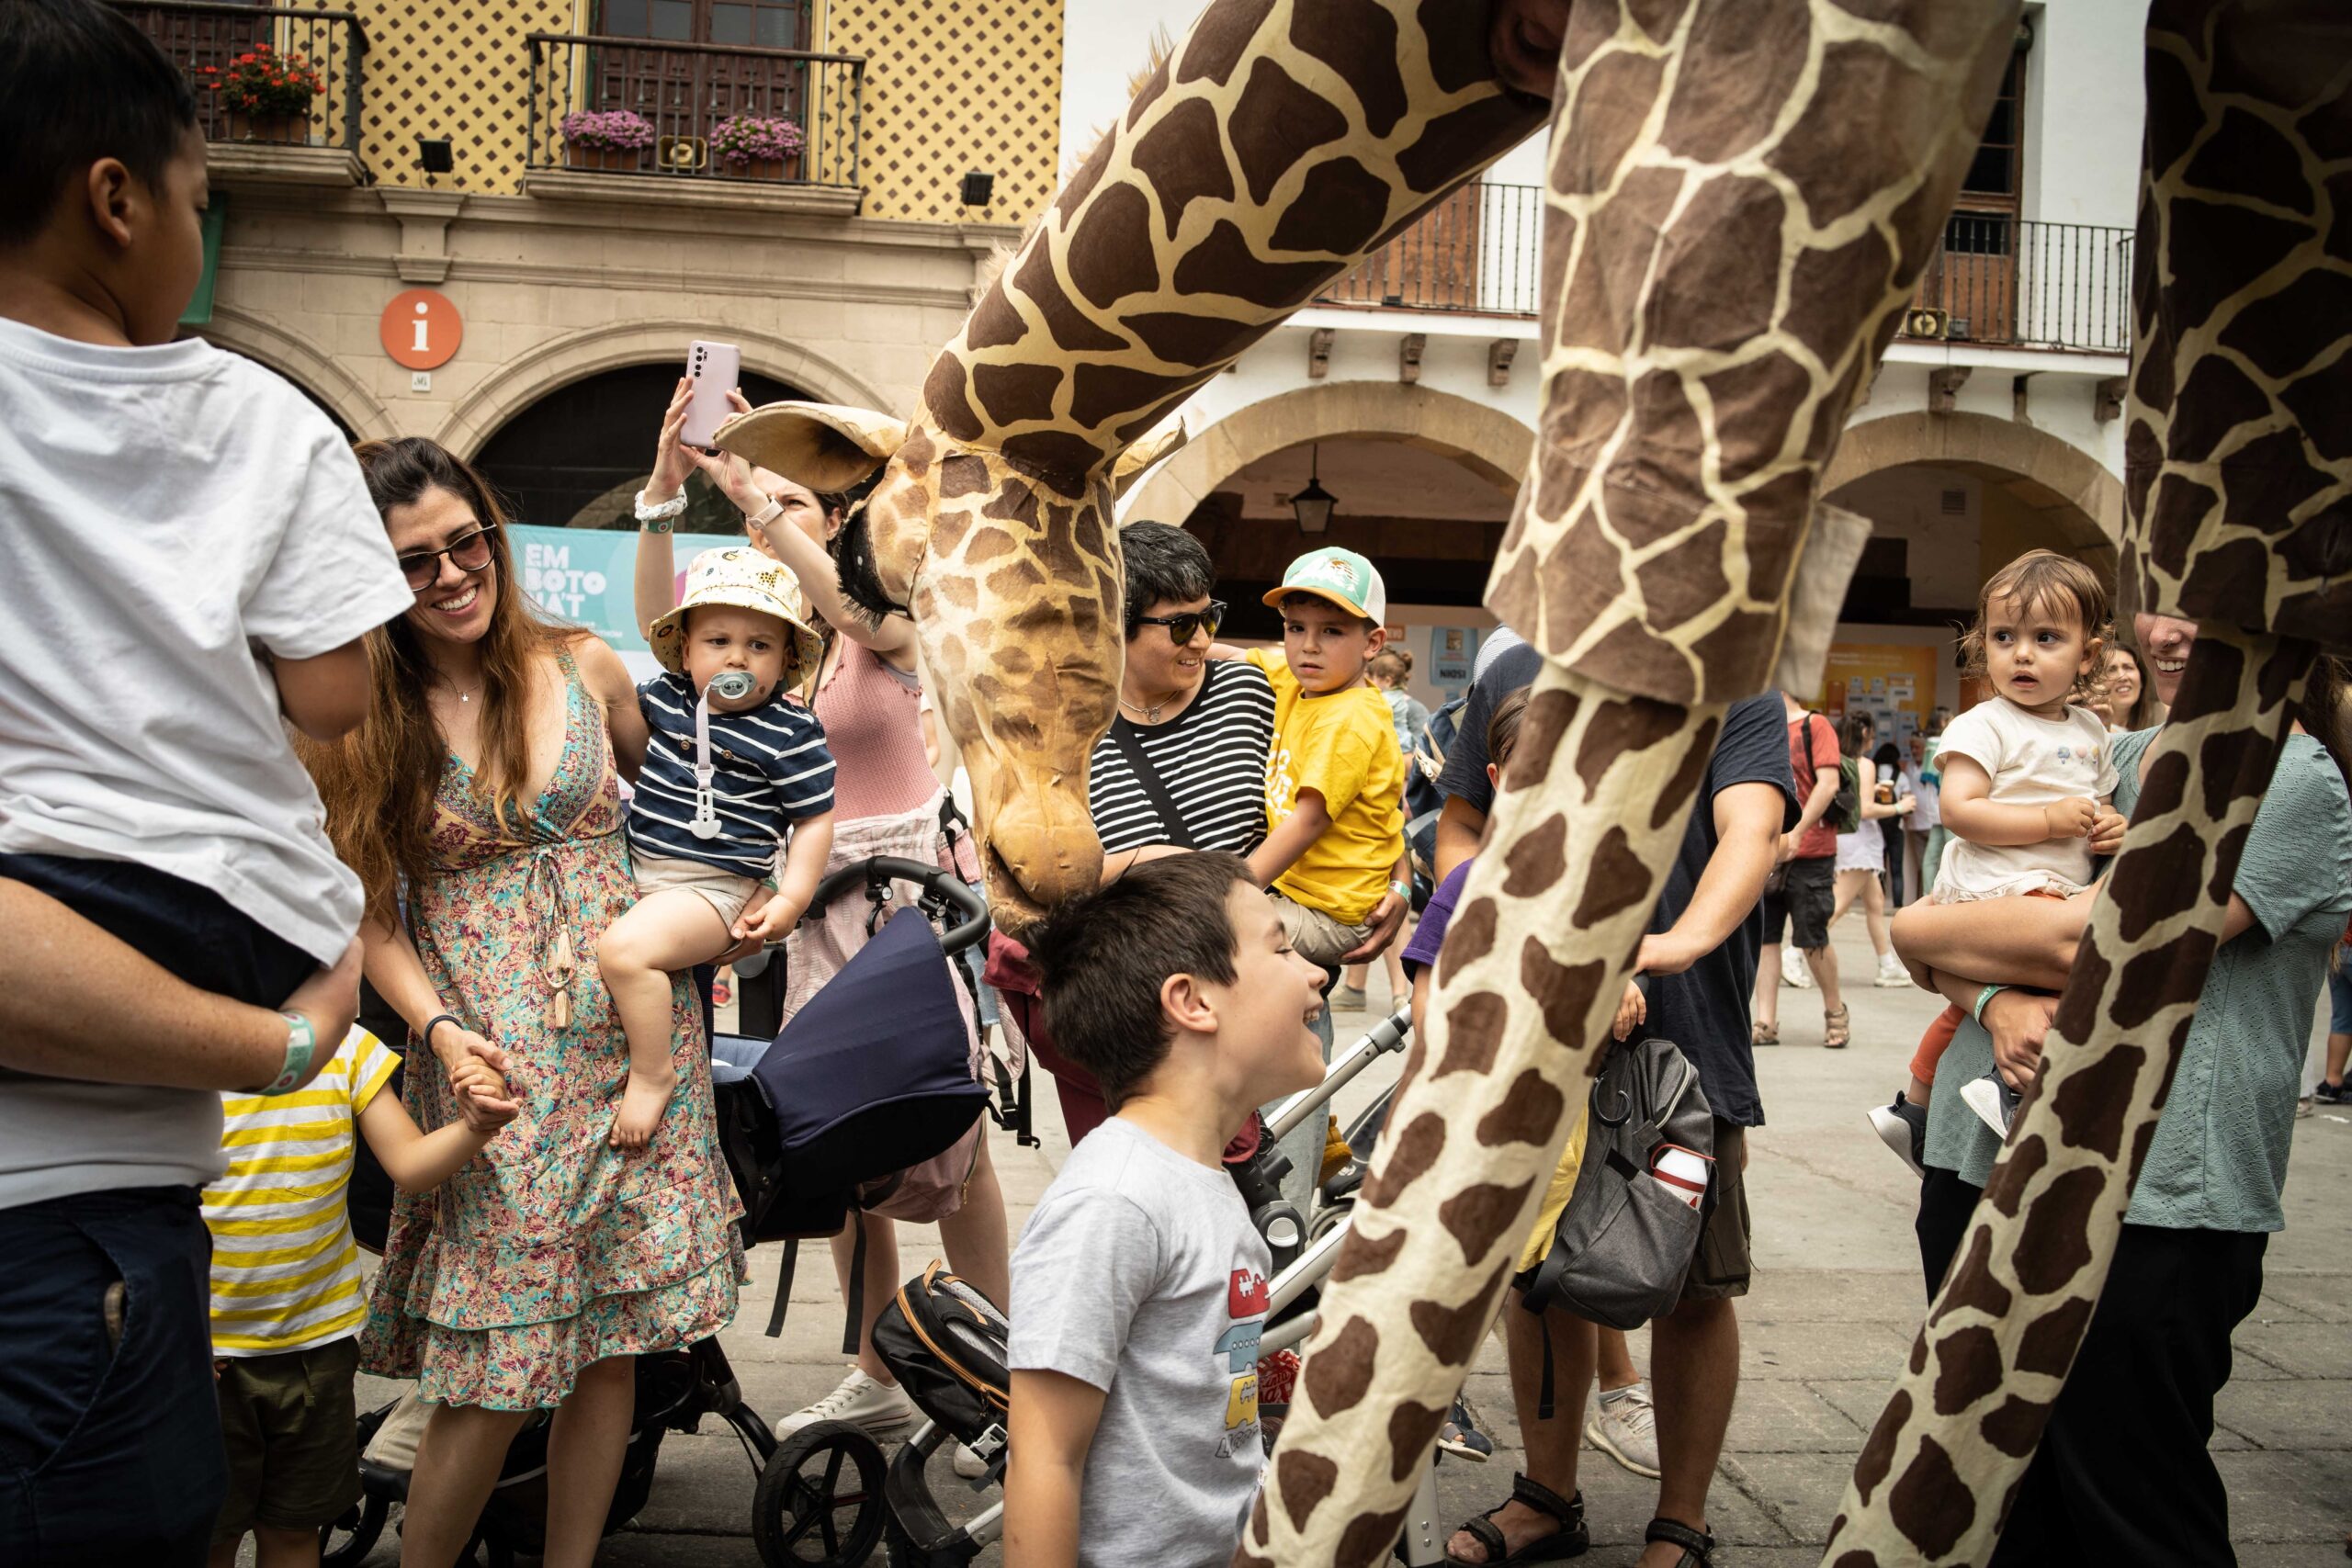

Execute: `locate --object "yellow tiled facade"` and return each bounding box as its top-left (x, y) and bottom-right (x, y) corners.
top-left (338, 0), bottom-right (1062, 225)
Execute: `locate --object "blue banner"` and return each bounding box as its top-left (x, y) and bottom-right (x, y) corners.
top-left (511, 524), bottom-right (740, 655)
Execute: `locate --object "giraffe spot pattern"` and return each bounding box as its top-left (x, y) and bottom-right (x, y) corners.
top-left (1408, 1261), bottom-right (1508, 1364)
top-left (1929, 1325), bottom-right (2004, 1416)
top-left (1978, 1394), bottom-right (2052, 1459)
top-left (1851, 1388), bottom-right (1909, 1506)
top-left (1521, 936), bottom-right (1608, 1050)
top-left (1337, 1504), bottom-right (1415, 1568)
top-left (1303, 1315), bottom-right (1378, 1417)
top-left (1274, 1448), bottom-right (1339, 1532)
top-left (1435, 895), bottom-right (1499, 983)
top-left (1385, 1402), bottom-right (1447, 1483)
top-left (1172, 219), bottom-right (1335, 308)
top-left (924, 353), bottom-right (983, 442)
top-left (2014, 1292), bottom-right (2095, 1379)
top-left (1128, 96), bottom-right (1236, 242)
top-left (1173, 0), bottom-right (1270, 88)
top-left (1437, 990), bottom-right (1508, 1077)
top-left (1288, 0), bottom-right (1406, 139)
top-left (1885, 1434), bottom-right (1974, 1560)
top-left (1364, 1112), bottom-right (1445, 1206)
top-left (1501, 813), bottom-right (1568, 897)
top-left (973, 361), bottom-right (1065, 430)
top-left (1929, 1225), bottom-right (2015, 1329)
top-left (2008, 1166), bottom-right (2104, 1297)
top-left (1272, 156), bottom-right (1396, 255)
top-left (1227, 57), bottom-right (1349, 206)
top-left (1065, 183), bottom-right (1163, 310)
top-left (1574, 696), bottom-right (1687, 795)
top-left (1509, 685), bottom-right (1584, 795)
top-left (1329, 1224), bottom-right (1408, 1284)
top-left (2108, 823), bottom-right (2208, 936)
top-left (1645, 716), bottom-right (1718, 831)
top-left (2050, 1043), bottom-right (2144, 1160)
top-left (1475, 1069), bottom-right (1566, 1149)
top-left (1568, 828), bottom-right (1657, 927)
top-left (1012, 243), bottom-right (1127, 356)
top-left (1437, 1178), bottom-right (1537, 1264)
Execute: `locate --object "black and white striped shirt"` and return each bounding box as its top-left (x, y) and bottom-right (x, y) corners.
top-left (627, 671), bottom-right (835, 876)
top-left (1088, 659), bottom-right (1276, 855)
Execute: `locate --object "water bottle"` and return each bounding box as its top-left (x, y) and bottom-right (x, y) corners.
top-left (1649, 1145), bottom-right (1710, 1211)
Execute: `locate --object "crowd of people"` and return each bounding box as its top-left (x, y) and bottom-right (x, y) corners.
top-left (4, 6), bottom-right (2350, 1568)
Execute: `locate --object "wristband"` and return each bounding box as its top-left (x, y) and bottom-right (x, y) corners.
top-left (260, 1011), bottom-right (316, 1096)
top-left (424, 1012), bottom-right (464, 1055)
top-left (1387, 879), bottom-right (1412, 900)
top-left (1971, 984), bottom-right (2008, 1025)
top-left (634, 488), bottom-right (686, 531)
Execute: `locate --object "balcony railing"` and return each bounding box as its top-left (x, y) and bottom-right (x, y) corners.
top-left (1905, 216), bottom-right (2133, 354)
top-left (526, 34), bottom-right (863, 191)
top-left (1317, 182), bottom-right (1543, 318)
top-left (121, 1), bottom-right (366, 153)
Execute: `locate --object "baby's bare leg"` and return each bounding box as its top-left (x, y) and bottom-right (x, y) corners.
top-left (596, 888), bottom-right (729, 1149)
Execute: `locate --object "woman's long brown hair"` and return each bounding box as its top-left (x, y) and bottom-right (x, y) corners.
top-left (295, 438), bottom-right (577, 920)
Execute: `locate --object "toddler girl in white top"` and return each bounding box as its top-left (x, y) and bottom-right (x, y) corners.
top-left (1932, 549), bottom-right (2123, 903)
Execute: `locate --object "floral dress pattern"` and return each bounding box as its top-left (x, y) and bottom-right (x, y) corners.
top-left (361, 649), bottom-right (743, 1409)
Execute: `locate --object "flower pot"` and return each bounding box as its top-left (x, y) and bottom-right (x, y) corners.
top-left (565, 143), bottom-right (642, 173)
top-left (225, 110), bottom-right (308, 145)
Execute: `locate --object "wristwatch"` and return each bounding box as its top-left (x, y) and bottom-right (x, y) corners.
top-left (635, 487), bottom-right (687, 532)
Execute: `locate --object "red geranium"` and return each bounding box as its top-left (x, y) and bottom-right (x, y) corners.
top-left (209, 44), bottom-right (325, 118)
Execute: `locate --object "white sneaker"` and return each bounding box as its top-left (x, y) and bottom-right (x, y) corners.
top-left (952, 1441), bottom-right (990, 1479)
top-left (1961, 1072), bottom-right (2016, 1138)
top-left (1874, 955), bottom-right (1911, 987)
top-left (1584, 1381), bottom-right (1661, 1479)
top-left (775, 1366), bottom-right (915, 1440)
top-left (1781, 947), bottom-right (1814, 989)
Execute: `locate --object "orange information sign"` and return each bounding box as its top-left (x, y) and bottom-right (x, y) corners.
top-left (379, 288), bottom-right (461, 370)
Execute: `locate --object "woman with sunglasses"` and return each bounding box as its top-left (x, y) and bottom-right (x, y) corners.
top-left (295, 437), bottom-right (742, 1568)
top-left (634, 379), bottom-right (1013, 1460)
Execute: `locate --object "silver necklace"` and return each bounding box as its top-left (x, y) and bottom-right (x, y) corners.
top-left (1119, 685), bottom-right (1185, 723)
top-left (436, 675), bottom-right (482, 705)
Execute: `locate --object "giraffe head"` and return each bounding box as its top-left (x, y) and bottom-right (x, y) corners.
top-left (717, 402), bottom-right (1183, 935)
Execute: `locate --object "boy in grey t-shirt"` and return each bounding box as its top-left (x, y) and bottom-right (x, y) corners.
top-left (1007, 853), bottom-right (1331, 1568)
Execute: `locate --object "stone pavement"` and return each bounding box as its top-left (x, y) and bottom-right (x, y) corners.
top-left (341, 919), bottom-right (2352, 1565)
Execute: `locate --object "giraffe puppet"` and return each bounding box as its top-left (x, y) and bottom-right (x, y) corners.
top-left (704, 0), bottom-right (2348, 1562)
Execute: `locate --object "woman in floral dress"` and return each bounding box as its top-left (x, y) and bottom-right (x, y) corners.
top-left (300, 438), bottom-right (741, 1568)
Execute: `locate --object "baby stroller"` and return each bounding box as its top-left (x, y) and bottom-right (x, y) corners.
top-left (325, 857), bottom-right (1000, 1568)
top-left (769, 1005), bottom-right (1436, 1568)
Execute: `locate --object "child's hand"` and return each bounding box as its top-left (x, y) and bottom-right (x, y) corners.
top-left (448, 1058), bottom-right (519, 1132)
top-left (2088, 807), bottom-right (2127, 856)
top-left (733, 892), bottom-right (805, 947)
top-left (2041, 796), bottom-right (2098, 840)
top-left (1611, 978), bottom-right (1646, 1043)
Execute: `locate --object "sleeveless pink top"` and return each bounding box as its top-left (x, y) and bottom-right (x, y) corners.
top-left (809, 637), bottom-right (934, 822)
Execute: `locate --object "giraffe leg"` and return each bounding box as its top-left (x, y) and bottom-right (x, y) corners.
top-left (1237, 662), bottom-right (1726, 1567)
top-left (1823, 626), bottom-right (2312, 1566)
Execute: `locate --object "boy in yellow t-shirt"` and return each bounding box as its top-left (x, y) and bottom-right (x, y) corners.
top-left (1240, 547), bottom-right (1408, 966)
top-left (201, 1029), bottom-right (511, 1567)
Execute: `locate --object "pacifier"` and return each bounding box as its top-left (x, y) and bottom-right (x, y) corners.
top-left (707, 670), bottom-right (759, 702)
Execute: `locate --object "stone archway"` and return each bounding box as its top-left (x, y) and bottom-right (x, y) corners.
top-left (201, 303), bottom-right (396, 442)
top-left (434, 320), bottom-right (895, 461)
top-left (1124, 380), bottom-right (1533, 527)
top-left (1826, 410), bottom-right (2124, 572)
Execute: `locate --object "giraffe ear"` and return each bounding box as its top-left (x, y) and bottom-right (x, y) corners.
top-left (1112, 418), bottom-right (1188, 500)
top-left (715, 401), bottom-right (906, 491)
top-left (1770, 503), bottom-right (1873, 699)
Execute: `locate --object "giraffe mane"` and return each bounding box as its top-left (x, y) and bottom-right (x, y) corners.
top-left (830, 480), bottom-right (902, 628)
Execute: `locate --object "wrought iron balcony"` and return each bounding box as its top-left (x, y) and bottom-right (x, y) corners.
top-left (1904, 216), bottom-right (2134, 355)
top-left (1317, 182), bottom-right (1544, 318)
top-left (525, 33), bottom-right (863, 192)
top-left (120, 1), bottom-right (367, 153)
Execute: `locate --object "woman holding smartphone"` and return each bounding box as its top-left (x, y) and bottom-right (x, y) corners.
top-left (633, 375), bottom-right (1012, 1458)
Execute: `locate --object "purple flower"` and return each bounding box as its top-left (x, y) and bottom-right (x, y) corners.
top-left (709, 115), bottom-right (805, 168)
top-left (560, 109), bottom-right (657, 152)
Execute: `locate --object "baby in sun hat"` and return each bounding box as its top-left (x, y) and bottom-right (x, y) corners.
top-left (600, 547), bottom-right (837, 1150)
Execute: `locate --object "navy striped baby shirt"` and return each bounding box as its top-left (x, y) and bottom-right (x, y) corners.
top-left (627, 671), bottom-right (835, 876)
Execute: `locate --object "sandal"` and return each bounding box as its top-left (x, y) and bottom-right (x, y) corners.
top-left (1823, 1003), bottom-right (1850, 1049)
top-left (1750, 1020), bottom-right (1779, 1048)
top-left (1450, 1472), bottom-right (1588, 1564)
top-left (1644, 1517), bottom-right (1715, 1566)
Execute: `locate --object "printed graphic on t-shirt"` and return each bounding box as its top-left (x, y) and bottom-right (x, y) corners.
top-left (1214, 1264), bottom-right (1269, 1458)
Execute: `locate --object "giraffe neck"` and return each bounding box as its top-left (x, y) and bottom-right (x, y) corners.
top-left (922, 0), bottom-right (1545, 479)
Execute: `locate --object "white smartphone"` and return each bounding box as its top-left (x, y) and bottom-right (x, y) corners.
top-left (682, 340), bottom-right (741, 448)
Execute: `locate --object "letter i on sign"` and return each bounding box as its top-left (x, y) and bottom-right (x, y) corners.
top-left (413, 301), bottom-right (431, 355)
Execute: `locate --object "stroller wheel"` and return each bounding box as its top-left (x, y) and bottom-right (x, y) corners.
top-left (318, 1492), bottom-right (388, 1567)
top-left (753, 1419), bottom-right (888, 1568)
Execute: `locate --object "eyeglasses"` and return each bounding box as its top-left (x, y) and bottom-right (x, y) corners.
top-left (397, 527), bottom-right (495, 592)
top-left (1132, 600), bottom-right (1226, 645)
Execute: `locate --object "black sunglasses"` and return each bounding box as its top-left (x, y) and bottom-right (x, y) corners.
top-left (397, 526), bottom-right (495, 592)
top-left (1133, 600), bottom-right (1227, 645)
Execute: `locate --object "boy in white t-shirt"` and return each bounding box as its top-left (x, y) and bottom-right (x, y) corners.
top-left (1870, 551), bottom-right (2126, 1162)
top-left (0, 5), bottom-right (414, 1555)
top-left (1006, 853), bottom-right (1329, 1568)
top-left (202, 1029), bottom-right (513, 1568)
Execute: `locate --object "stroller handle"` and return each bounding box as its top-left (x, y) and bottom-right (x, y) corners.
top-left (808, 855), bottom-right (991, 956)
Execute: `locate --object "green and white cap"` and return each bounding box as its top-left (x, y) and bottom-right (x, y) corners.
top-left (1261, 545), bottom-right (1386, 624)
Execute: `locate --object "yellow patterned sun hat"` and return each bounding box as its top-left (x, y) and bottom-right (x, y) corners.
top-left (647, 547), bottom-right (823, 684)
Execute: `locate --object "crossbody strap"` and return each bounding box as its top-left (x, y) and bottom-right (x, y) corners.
top-left (1108, 722), bottom-right (1197, 852)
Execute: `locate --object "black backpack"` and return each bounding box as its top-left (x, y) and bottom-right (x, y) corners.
top-left (872, 1261), bottom-right (1012, 1453)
